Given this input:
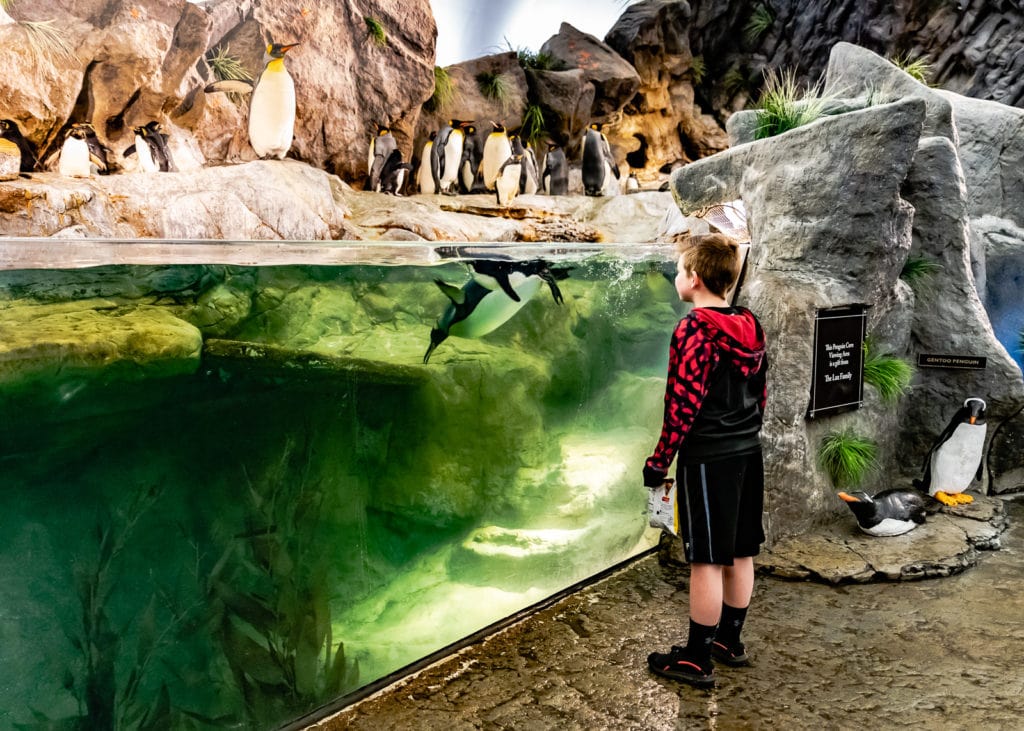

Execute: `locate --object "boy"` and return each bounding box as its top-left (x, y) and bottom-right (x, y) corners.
top-left (643, 232), bottom-right (768, 688)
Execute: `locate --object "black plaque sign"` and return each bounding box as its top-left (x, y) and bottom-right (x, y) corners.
top-left (917, 353), bottom-right (987, 370)
top-left (807, 305), bottom-right (867, 419)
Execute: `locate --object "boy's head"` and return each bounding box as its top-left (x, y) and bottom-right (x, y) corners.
top-left (674, 232), bottom-right (741, 300)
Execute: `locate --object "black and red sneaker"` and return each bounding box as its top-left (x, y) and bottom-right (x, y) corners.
top-left (711, 639), bottom-right (750, 667)
top-left (647, 645), bottom-right (715, 687)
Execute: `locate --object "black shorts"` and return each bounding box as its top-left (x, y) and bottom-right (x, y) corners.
top-left (675, 449), bottom-right (765, 565)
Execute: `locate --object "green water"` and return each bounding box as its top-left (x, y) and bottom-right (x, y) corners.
top-left (0, 254), bottom-right (681, 729)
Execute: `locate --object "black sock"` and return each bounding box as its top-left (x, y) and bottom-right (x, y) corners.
top-left (717, 603), bottom-right (749, 646)
top-left (685, 619), bottom-right (717, 664)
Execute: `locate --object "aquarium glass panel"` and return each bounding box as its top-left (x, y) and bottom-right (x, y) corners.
top-left (0, 242), bottom-right (680, 729)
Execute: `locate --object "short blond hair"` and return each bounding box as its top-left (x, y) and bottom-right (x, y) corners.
top-left (675, 233), bottom-right (741, 297)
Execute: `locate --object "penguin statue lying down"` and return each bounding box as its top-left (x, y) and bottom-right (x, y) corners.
top-left (423, 259), bottom-right (570, 363)
top-left (838, 489), bottom-right (928, 537)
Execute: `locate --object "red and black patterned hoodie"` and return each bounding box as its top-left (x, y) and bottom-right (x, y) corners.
top-left (643, 306), bottom-right (767, 486)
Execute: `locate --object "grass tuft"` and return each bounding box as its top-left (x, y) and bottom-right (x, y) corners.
top-left (899, 254), bottom-right (942, 289)
top-left (819, 430), bottom-right (879, 490)
top-left (743, 4), bottom-right (774, 45)
top-left (690, 55), bottom-right (705, 85)
top-left (477, 70), bottom-right (512, 110)
top-left (208, 45), bottom-right (252, 105)
top-left (521, 103), bottom-right (546, 147)
top-left (890, 53), bottom-right (932, 84)
top-left (862, 339), bottom-right (914, 403)
top-left (722, 65), bottom-right (748, 97)
top-left (426, 65), bottom-right (455, 112)
top-left (364, 16), bottom-right (387, 47)
top-left (754, 67), bottom-right (828, 139)
top-left (19, 19), bottom-right (75, 60)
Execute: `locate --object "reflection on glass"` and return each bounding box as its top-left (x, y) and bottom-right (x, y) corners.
top-left (0, 251), bottom-right (681, 729)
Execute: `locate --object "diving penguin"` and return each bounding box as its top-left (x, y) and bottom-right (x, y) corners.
top-left (0, 119), bottom-right (37, 173)
top-left (205, 42), bottom-right (299, 160)
top-left (123, 122), bottom-right (175, 172)
top-left (417, 132), bottom-right (437, 194)
top-left (495, 154), bottom-right (523, 207)
top-left (431, 119), bottom-right (470, 195)
top-left (838, 489), bottom-right (928, 537)
top-left (914, 397), bottom-right (987, 506)
top-left (367, 125), bottom-right (397, 192)
top-left (423, 260), bottom-right (570, 363)
top-left (541, 142), bottom-right (568, 196)
top-left (581, 122), bottom-right (619, 196)
top-left (481, 121), bottom-right (512, 191)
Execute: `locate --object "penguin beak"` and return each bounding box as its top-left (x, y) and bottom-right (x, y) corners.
top-left (969, 416), bottom-right (976, 424)
top-left (280, 43), bottom-right (300, 54)
top-left (837, 492), bottom-right (860, 503)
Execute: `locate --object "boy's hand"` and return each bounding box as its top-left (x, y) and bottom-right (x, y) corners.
top-left (643, 464), bottom-right (668, 487)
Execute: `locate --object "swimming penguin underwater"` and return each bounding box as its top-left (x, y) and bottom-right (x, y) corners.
top-left (542, 142), bottom-right (568, 195)
top-left (123, 121), bottom-right (175, 172)
top-left (205, 42), bottom-right (299, 160)
top-left (581, 122), bottom-right (619, 196)
top-left (422, 259), bottom-right (571, 363)
top-left (838, 489), bottom-right (928, 537)
top-left (914, 397), bottom-right (988, 506)
top-left (0, 119), bottom-right (37, 173)
top-left (367, 125), bottom-right (397, 192)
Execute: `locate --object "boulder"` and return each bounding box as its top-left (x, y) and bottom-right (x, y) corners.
top-left (603, 0), bottom-right (728, 178)
top-left (899, 137), bottom-right (1024, 493)
top-left (0, 160), bottom-right (356, 239)
top-left (524, 67), bottom-right (595, 148)
top-left (670, 99), bottom-right (927, 536)
top-left (539, 23), bottom-right (641, 123)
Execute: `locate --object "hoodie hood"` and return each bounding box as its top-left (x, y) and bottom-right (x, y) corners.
top-left (690, 306), bottom-right (766, 378)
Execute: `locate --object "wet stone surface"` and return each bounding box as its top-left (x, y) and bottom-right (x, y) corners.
top-left (318, 498), bottom-right (1023, 730)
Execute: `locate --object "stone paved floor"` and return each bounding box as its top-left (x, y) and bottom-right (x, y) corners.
top-left (316, 499), bottom-right (1024, 730)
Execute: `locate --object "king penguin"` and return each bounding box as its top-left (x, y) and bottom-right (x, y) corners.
top-left (123, 122), bottom-right (175, 172)
top-left (205, 42), bottom-right (299, 160)
top-left (0, 119), bottom-right (37, 173)
top-left (541, 142), bottom-right (568, 196)
top-left (432, 119), bottom-right (469, 195)
top-left (838, 489), bottom-right (927, 537)
top-left (914, 397), bottom-right (987, 506)
top-left (495, 153), bottom-right (522, 207)
top-left (581, 122), bottom-right (619, 196)
top-left (481, 121), bottom-right (512, 191)
top-left (458, 124), bottom-right (481, 194)
top-left (417, 132), bottom-right (437, 194)
top-left (367, 125), bottom-right (396, 192)
top-left (423, 260), bottom-right (570, 363)
top-left (519, 141), bottom-right (540, 195)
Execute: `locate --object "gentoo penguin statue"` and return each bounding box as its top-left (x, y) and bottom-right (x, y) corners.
top-left (914, 397), bottom-right (987, 506)
top-left (423, 260), bottom-right (570, 363)
top-left (838, 489), bottom-right (928, 537)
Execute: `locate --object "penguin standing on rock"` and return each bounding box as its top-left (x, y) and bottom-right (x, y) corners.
top-left (495, 153), bottom-right (523, 207)
top-left (625, 171), bottom-right (640, 194)
top-left (367, 125), bottom-right (396, 192)
top-left (379, 149), bottom-right (413, 195)
top-left (432, 119), bottom-right (470, 195)
top-left (57, 123), bottom-right (109, 177)
top-left (423, 259), bottom-right (571, 363)
top-left (0, 119), bottom-right (37, 173)
top-left (205, 42), bottom-right (299, 160)
top-left (417, 132), bottom-right (437, 195)
top-left (481, 121), bottom-right (512, 191)
top-left (838, 489), bottom-right (928, 537)
top-left (458, 124), bottom-right (481, 193)
top-left (542, 142), bottom-right (568, 195)
top-left (123, 122), bottom-right (175, 172)
top-left (914, 397), bottom-right (988, 506)
top-left (581, 122), bottom-right (619, 196)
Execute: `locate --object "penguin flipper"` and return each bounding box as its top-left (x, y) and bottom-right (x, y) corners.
top-left (434, 279), bottom-right (465, 304)
top-left (494, 273), bottom-right (521, 302)
top-left (124, 144), bottom-right (137, 157)
top-left (540, 271), bottom-right (564, 305)
top-left (204, 79), bottom-right (254, 94)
